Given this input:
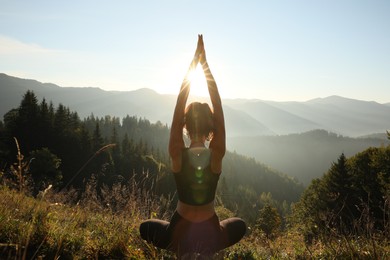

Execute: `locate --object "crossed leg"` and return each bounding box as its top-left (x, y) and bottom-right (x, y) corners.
top-left (139, 213), bottom-right (246, 255)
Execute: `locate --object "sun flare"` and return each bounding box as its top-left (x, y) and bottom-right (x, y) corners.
top-left (187, 65), bottom-right (209, 97)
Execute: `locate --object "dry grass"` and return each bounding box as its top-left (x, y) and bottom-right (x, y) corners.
top-left (1, 184), bottom-right (389, 259)
top-left (0, 178), bottom-right (171, 259)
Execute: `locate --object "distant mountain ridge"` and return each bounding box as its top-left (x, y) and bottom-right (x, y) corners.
top-left (1, 73), bottom-right (389, 138)
top-left (1, 73), bottom-right (390, 184)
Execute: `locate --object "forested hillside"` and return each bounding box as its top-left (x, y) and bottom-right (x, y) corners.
top-left (0, 90), bottom-right (303, 224)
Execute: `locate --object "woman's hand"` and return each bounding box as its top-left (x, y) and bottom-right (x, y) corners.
top-left (195, 34), bottom-right (203, 58)
top-left (188, 34), bottom-right (203, 70)
top-left (191, 34), bottom-right (204, 67)
top-left (198, 35), bottom-right (207, 66)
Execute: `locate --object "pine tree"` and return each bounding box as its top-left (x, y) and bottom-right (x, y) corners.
top-left (37, 98), bottom-right (53, 147)
top-left (256, 204), bottom-right (281, 239)
top-left (348, 148), bottom-right (386, 230)
top-left (109, 126), bottom-right (121, 177)
top-left (16, 90), bottom-right (40, 152)
top-left (92, 123), bottom-right (104, 152)
top-left (121, 133), bottom-right (134, 176)
top-left (322, 153), bottom-right (356, 230)
top-left (89, 122), bottom-right (110, 182)
top-left (53, 104), bottom-right (68, 136)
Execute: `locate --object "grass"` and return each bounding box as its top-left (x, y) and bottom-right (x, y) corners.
top-left (1, 184), bottom-right (389, 259)
top-left (0, 181), bottom-right (162, 259)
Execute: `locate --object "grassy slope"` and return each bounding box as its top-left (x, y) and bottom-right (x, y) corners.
top-left (0, 186), bottom-right (388, 259)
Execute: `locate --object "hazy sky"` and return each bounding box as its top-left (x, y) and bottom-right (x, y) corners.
top-left (1, 1), bottom-right (389, 102)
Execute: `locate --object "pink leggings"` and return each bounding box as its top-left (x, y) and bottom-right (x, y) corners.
top-left (140, 211), bottom-right (246, 256)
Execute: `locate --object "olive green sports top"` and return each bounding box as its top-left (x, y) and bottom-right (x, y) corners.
top-left (173, 147), bottom-right (220, 206)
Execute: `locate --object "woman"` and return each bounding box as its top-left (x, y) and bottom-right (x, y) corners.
top-left (140, 35), bottom-right (246, 257)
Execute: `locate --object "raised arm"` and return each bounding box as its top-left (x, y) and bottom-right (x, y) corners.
top-left (169, 35), bottom-right (202, 171)
top-left (199, 36), bottom-right (226, 171)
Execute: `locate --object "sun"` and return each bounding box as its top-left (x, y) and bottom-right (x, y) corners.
top-left (154, 54), bottom-right (211, 98)
top-left (187, 65), bottom-right (209, 97)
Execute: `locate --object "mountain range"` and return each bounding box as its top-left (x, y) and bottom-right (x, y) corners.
top-left (1, 73), bottom-right (389, 184)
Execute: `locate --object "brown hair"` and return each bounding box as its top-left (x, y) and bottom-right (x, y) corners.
top-left (184, 102), bottom-right (214, 140)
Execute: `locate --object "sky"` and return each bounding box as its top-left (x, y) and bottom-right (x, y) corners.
top-left (0, 0), bottom-right (389, 103)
